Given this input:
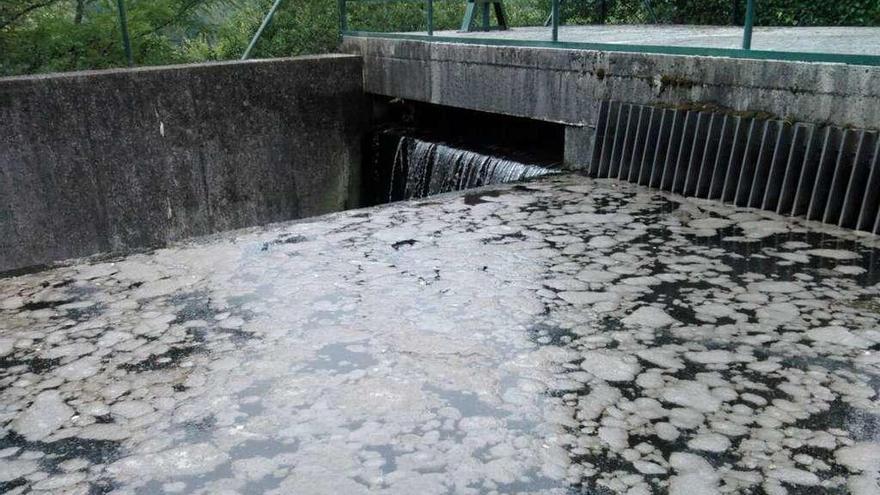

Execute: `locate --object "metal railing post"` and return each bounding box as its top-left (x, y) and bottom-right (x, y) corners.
top-left (339, 0), bottom-right (347, 33)
top-left (427, 0), bottom-right (434, 35)
top-left (551, 0), bottom-right (559, 42)
top-left (482, 1), bottom-right (490, 30)
top-left (742, 0), bottom-right (755, 49)
top-left (242, 0), bottom-right (285, 60)
top-left (115, 0), bottom-right (133, 67)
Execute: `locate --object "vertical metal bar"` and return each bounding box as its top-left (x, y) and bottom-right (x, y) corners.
top-left (806, 127), bottom-right (842, 221)
top-left (708, 116), bottom-right (734, 200)
top-left (589, 101), bottom-right (610, 176)
top-left (660, 110), bottom-right (685, 191)
top-left (776, 124), bottom-right (809, 215)
top-left (792, 126), bottom-right (827, 217)
top-left (649, 109), bottom-right (672, 188)
top-left (461, 1), bottom-right (475, 31)
top-left (760, 122), bottom-right (793, 211)
top-left (695, 114), bottom-right (722, 198)
top-left (243, 0), bottom-right (285, 60)
top-left (742, 0), bottom-right (755, 49)
top-left (684, 112), bottom-right (710, 196)
top-left (856, 135), bottom-right (880, 231)
top-left (427, 0), bottom-right (434, 35)
top-left (636, 107), bottom-right (663, 185)
top-left (116, 0), bottom-right (133, 67)
top-left (482, 1), bottom-right (490, 30)
top-left (747, 120), bottom-right (781, 208)
top-left (837, 131), bottom-right (873, 228)
top-left (598, 101), bottom-right (623, 178)
top-left (637, 108), bottom-right (660, 185)
top-left (627, 107), bottom-right (648, 183)
top-left (721, 117), bottom-right (750, 203)
top-left (493, 1), bottom-right (509, 29)
top-left (733, 119), bottom-right (765, 206)
top-left (339, 0), bottom-right (347, 32)
top-left (608, 104), bottom-right (633, 179)
top-left (821, 129), bottom-right (858, 224)
top-left (552, 0), bottom-right (560, 42)
top-left (672, 111), bottom-right (698, 194)
top-left (642, 0), bottom-right (657, 24)
top-left (615, 105), bottom-right (636, 180)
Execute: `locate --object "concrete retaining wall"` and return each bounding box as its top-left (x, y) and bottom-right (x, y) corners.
top-left (341, 37), bottom-right (880, 168)
top-left (0, 55), bottom-right (365, 273)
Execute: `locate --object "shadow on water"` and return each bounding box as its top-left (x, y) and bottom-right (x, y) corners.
top-left (0, 432), bottom-right (121, 494)
top-left (0, 286), bottom-right (268, 492)
top-left (463, 189), bottom-right (506, 206)
top-left (512, 186), bottom-right (880, 493)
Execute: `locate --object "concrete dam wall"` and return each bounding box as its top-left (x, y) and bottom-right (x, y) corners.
top-left (0, 55), bottom-right (365, 274)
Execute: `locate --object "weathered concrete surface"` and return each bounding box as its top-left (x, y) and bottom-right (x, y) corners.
top-left (1, 175), bottom-right (879, 493)
top-left (563, 126), bottom-right (594, 171)
top-left (341, 37), bottom-right (880, 167)
top-left (0, 55), bottom-right (365, 274)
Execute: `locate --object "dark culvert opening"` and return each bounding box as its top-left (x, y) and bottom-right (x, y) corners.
top-left (361, 98), bottom-right (566, 206)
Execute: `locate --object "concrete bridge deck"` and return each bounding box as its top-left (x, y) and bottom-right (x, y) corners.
top-left (421, 25), bottom-right (880, 56)
top-left (1, 175), bottom-right (879, 494)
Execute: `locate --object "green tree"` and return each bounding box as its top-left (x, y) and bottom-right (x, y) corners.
top-left (180, 0), bottom-right (339, 62)
top-left (0, 0), bottom-right (342, 76)
top-left (2, 0), bottom-right (194, 75)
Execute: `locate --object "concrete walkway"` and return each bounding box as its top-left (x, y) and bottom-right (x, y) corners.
top-left (428, 25), bottom-right (880, 55)
top-left (1, 175), bottom-right (879, 494)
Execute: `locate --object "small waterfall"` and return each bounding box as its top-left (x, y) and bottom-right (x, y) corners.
top-left (388, 135), bottom-right (560, 201)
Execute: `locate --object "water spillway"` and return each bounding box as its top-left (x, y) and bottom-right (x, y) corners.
top-left (367, 129), bottom-right (561, 204)
top-left (390, 136), bottom-right (559, 200)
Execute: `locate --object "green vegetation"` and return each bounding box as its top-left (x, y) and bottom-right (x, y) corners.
top-left (0, 0), bottom-right (339, 76)
top-left (2, 0), bottom-right (879, 77)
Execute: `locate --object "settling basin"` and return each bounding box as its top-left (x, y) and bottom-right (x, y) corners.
top-left (1, 175), bottom-right (879, 494)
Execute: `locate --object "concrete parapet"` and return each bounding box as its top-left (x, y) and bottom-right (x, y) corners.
top-left (0, 55), bottom-right (365, 273)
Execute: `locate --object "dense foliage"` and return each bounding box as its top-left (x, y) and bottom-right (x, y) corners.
top-left (0, 0), bottom-right (339, 76)
top-left (2, 0), bottom-right (878, 76)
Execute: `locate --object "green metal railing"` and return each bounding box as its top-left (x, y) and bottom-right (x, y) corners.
top-left (741, 0), bottom-right (754, 49)
top-left (113, 0), bottom-right (288, 64)
top-left (340, 0), bottom-right (880, 66)
top-left (242, 0), bottom-right (286, 60)
top-left (115, 0), bottom-right (133, 67)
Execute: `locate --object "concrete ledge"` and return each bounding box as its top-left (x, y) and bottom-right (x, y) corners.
top-left (342, 36), bottom-right (880, 129)
top-left (0, 55), bottom-right (366, 273)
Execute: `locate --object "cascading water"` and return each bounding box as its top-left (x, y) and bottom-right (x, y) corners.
top-left (386, 135), bottom-right (560, 201)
